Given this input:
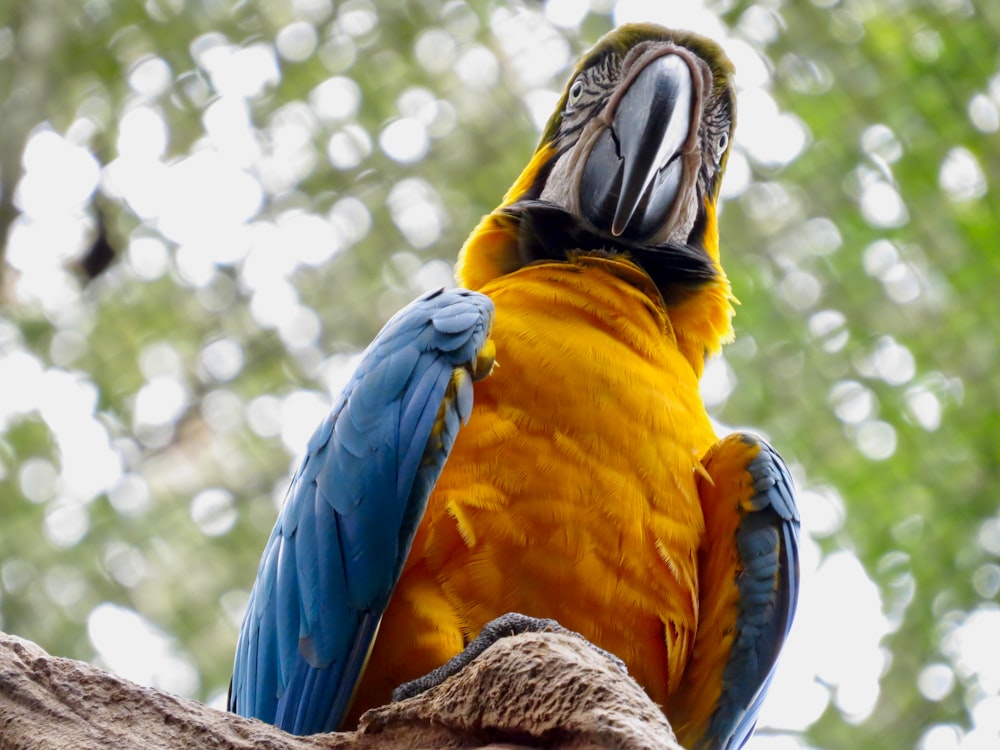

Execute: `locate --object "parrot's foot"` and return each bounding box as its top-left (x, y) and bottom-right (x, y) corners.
top-left (392, 612), bottom-right (627, 703)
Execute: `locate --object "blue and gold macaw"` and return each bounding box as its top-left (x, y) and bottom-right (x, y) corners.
top-left (230, 23), bottom-right (799, 750)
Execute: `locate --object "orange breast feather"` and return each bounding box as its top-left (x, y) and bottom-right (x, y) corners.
top-left (348, 255), bottom-right (718, 722)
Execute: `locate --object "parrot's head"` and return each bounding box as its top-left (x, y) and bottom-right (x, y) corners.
top-left (457, 24), bottom-right (737, 363)
top-left (532, 24), bottom-right (734, 247)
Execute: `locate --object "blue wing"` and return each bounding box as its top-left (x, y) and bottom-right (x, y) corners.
top-left (229, 288), bottom-right (494, 735)
top-left (703, 434), bottom-right (801, 750)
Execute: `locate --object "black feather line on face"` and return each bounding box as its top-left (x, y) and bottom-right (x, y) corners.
top-left (501, 199), bottom-right (717, 306)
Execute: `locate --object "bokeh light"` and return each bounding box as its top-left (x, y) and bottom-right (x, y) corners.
top-left (1, 4), bottom-right (997, 750)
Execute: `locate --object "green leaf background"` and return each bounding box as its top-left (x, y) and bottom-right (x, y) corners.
top-left (1, 2), bottom-right (998, 748)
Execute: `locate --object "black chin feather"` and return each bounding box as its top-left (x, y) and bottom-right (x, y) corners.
top-left (500, 199), bottom-right (716, 305)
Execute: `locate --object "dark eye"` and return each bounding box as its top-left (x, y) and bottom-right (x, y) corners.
top-left (568, 79), bottom-right (584, 108)
top-left (717, 131), bottom-right (730, 156)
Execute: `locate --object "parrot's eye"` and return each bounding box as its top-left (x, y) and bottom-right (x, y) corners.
top-left (717, 132), bottom-right (729, 158)
top-left (568, 79), bottom-right (585, 108)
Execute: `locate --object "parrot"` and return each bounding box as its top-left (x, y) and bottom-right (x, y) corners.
top-left (229, 22), bottom-right (800, 750)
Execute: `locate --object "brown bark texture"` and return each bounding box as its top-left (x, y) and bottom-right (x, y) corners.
top-left (0, 628), bottom-right (680, 750)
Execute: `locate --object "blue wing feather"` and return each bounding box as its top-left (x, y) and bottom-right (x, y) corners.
top-left (230, 288), bottom-right (494, 735)
top-left (705, 435), bottom-right (800, 750)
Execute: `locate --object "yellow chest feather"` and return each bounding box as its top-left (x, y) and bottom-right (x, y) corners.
top-left (400, 258), bottom-right (718, 706)
top-left (350, 258), bottom-right (720, 721)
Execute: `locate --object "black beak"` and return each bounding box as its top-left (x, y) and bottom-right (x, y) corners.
top-left (579, 54), bottom-right (694, 240)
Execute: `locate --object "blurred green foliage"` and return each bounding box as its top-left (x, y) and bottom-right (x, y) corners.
top-left (1, 1), bottom-right (999, 748)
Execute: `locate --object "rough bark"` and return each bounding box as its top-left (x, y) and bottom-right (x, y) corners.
top-left (0, 629), bottom-right (680, 749)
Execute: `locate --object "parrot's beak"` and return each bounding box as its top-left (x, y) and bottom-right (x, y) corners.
top-left (579, 53), bottom-right (696, 241)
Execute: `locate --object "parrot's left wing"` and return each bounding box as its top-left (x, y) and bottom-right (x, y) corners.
top-left (679, 433), bottom-right (800, 750)
top-left (229, 288), bottom-right (494, 735)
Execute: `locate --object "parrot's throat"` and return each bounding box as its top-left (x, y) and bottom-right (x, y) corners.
top-left (503, 199), bottom-right (717, 306)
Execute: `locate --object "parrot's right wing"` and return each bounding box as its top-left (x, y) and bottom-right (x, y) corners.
top-left (229, 288), bottom-right (494, 735)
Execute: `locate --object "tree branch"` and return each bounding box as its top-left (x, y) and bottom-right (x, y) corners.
top-left (0, 627), bottom-right (680, 749)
